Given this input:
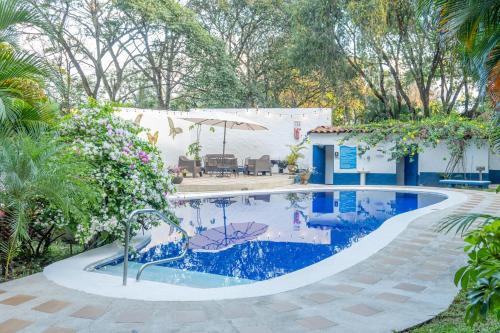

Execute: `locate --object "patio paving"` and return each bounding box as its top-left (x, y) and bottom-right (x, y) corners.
top-left (0, 187), bottom-right (497, 332)
top-left (177, 173), bottom-right (293, 192)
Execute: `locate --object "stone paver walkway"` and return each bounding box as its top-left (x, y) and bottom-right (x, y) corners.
top-left (0, 188), bottom-right (498, 333)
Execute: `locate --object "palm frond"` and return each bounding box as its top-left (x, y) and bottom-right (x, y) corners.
top-left (0, 0), bottom-right (40, 38)
top-left (420, 0), bottom-right (500, 95)
top-left (0, 50), bottom-right (49, 83)
top-left (437, 213), bottom-right (498, 236)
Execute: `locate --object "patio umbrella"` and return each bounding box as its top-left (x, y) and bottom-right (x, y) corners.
top-left (189, 197), bottom-right (268, 251)
top-left (178, 112), bottom-right (268, 176)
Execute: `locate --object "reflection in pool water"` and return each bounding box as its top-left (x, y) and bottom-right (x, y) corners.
top-left (95, 191), bottom-right (445, 288)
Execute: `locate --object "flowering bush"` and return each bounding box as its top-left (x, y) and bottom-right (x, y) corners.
top-left (59, 104), bottom-right (176, 244)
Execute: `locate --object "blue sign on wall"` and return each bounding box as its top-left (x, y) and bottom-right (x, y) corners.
top-left (340, 146), bottom-right (357, 169)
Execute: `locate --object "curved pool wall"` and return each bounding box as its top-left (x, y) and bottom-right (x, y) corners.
top-left (94, 190), bottom-right (445, 288)
top-left (43, 186), bottom-right (467, 301)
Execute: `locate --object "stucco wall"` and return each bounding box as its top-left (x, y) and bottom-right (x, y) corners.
top-left (118, 108), bottom-right (332, 168)
top-left (418, 142), bottom-right (490, 173)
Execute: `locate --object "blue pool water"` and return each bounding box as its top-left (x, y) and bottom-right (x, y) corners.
top-left (95, 190), bottom-right (445, 288)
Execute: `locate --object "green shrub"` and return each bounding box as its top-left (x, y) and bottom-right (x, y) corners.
top-left (0, 133), bottom-right (97, 278)
top-left (439, 214), bottom-right (500, 325)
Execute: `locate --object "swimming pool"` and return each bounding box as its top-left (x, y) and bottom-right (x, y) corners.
top-left (95, 190), bottom-right (445, 288)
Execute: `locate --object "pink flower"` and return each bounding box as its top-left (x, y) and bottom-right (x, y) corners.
top-left (138, 151), bottom-right (150, 164)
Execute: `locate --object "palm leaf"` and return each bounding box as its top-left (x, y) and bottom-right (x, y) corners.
top-left (437, 213), bottom-right (498, 236)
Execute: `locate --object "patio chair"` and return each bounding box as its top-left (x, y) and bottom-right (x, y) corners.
top-left (178, 155), bottom-right (201, 178)
top-left (246, 155), bottom-right (272, 176)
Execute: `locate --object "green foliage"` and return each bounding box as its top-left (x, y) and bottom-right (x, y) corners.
top-left (403, 291), bottom-right (500, 332)
top-left (420, 0), bottom-right (500, 91)
top-left (0, 0), bottom-right (40, 45)
top-left (186, 142), bottom-right (202, 161)
top-left (0, 0), bottom-right (55, 136)
top-left (120, 0), bottom-right (243, 108)
top-left (0, 133), bottom-right (98, 279)
top-left (438, 213), bottom-right (500, 326)
top-left (285, 138), bottom-right (309, 166)
top-left (59, 104), bottom-right (176, 245)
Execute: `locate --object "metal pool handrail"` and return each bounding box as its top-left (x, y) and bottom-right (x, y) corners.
top-left (123, 209), bottom-right (189, 286)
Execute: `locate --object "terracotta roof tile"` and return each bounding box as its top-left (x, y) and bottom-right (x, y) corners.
top-left (308, 126), bottom-right (355, 134)
top-left (308, 125), bottom-right (373, 134)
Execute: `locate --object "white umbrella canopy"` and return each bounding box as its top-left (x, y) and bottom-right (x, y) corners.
top-left (178, 112), bottom-right (268, 175)
top-left (178, 112), bottom-right (268, 131)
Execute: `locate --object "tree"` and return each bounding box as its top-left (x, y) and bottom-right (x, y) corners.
top-left (29, 0), bottom-right (138, 102)
top-left (422, 0), bottom-right (500, 104)
top-left (189, 0), bottom-right (289, 107)
top-left (120, 0), bottom-right (242, 109)
top-left (287, 0), bottom-right (482, 120)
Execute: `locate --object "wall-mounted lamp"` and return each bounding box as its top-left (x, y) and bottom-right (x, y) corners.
top-left (334, 151), bottom-right (339, 158)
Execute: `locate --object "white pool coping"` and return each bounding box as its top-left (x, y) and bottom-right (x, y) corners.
top-left (43, 186), bottom-right (467, 301)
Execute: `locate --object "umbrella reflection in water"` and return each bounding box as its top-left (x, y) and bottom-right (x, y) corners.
top-left (189, 197), bottom-right (268, 251)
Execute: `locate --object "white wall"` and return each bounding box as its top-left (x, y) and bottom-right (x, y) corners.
top-left (309, 133), bottom-right (396, 174)
top-left (490, 150), bottom-right (500, 170)
top-left (419, 141), bottom-right (490, 173)
top-left (118, 108), bottom-right (331, 168)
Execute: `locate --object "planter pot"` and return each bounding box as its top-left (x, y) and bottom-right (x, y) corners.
top-left (172, 176), bottom-right (184, 184)
top-left (300, 172), bottom-right (311, 184)
top-left (288, 164), bottom-right (297, 174)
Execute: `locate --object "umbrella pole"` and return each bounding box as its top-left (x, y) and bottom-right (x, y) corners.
top-left (223, 205), bottom-right (228, 246)
top-left (220, 121), bottom-right (227, 177)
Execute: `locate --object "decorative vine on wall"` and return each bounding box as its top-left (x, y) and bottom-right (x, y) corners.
top-left (340, 115), bottom-right (493, 176)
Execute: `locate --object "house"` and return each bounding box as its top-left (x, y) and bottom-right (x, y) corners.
top-left (308, 126), bottom-right (498, 186)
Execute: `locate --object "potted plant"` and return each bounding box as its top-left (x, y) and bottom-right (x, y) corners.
top-left (181, 168), bottom-right (188, 177)
top-left (285, 142), bottom-right (307, 174)
top-left (187, 142), bottom-right (202, 166)
top-left (169, 166), bottom-right (183, 184)
top-left (300, 167), bottom-right (315, 184)
top-left (277, 160), bottom-right (288, 174)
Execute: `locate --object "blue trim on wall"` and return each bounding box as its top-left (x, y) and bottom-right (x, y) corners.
top-left (366, 173), bottom-right (397, 185)
top-left (419, 172), bottom-right (490, 186)
top-left (490, 170), bottom-right (500, 184)
top-left (333, 173), bottom-right (397, 185)
top-left (333, 173), bottom-right (360, 185)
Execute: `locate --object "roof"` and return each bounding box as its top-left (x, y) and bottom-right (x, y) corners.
top-left (308, 126), bottom-right (358, 134)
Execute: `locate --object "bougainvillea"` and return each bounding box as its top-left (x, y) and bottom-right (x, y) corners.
top-left (59, 104), bottom-right (176, 244)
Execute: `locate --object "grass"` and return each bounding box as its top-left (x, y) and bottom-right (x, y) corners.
top-left (401, 291), bottom-right (500, 333)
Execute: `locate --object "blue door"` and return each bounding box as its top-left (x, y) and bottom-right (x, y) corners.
top-left (310, 145), bottom-right (325, 184)
top-left (404, 154), bottom-right (419, 186)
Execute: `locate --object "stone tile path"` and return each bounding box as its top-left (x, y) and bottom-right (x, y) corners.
top-left (0, 188), bottom-right (498, 332)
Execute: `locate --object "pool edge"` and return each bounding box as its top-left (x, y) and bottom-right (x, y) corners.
top-left (43, 185), bottom-right (468, 301)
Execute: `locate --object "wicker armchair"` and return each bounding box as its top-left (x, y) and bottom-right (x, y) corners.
top-left (246, 155), bottom-right (272, 176)
top-left (178, 155), bottom-right (201, 178)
